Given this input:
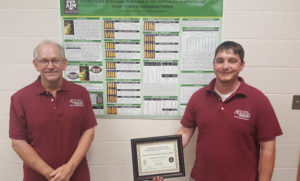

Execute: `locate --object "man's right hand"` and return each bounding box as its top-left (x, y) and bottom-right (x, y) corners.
top-left (43, 168), bottom-right (55, 180)
top-left (152, 176), bottom-right (164, 181)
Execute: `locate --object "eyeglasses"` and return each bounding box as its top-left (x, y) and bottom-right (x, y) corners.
top-left (37, 59), bottom-right (64, 66)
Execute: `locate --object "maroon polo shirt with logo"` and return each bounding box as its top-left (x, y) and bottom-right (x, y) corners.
top-left (9, 76), bottom-right (97, 181)
top-left (181, 77), bottom-right (282, 181)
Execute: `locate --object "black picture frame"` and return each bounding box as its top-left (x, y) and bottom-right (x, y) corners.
top-left (131, 135), bottom-right (185, 181)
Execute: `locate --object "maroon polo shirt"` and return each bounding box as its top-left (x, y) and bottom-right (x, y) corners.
top-left (181, 77), bottom-right (282, 181)
top-left (9, 76), bottom-right (97, 181)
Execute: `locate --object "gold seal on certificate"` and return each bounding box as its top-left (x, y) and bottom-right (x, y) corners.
top-left (131, 135), bottom-right (185, 181)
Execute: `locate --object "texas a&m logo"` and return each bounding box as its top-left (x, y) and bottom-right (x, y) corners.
top-left (64, 0), bottom-right (78, 14)
top-left (69, 99), bottom-right (83, 107)
top-left (234, 109), bottom-right (251, 121)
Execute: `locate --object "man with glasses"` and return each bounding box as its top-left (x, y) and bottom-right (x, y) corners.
top-left (9, 40), bottom-right (97, 181)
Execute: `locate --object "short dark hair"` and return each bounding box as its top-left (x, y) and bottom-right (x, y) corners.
top-left (214, 41), bottom-right (244, 63)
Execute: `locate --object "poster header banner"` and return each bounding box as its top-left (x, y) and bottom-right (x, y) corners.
top-left (61, 0), bottom-right (223, 17)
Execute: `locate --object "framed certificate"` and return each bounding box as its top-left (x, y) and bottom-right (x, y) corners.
top-left (131, 135), bottom-right (185, 181)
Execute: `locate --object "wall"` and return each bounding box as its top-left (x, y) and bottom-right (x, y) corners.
top-left (0, 0), bottom-right (299, 180)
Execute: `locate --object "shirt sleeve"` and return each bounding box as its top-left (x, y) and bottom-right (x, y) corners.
top-left (180, 94), bottom-right (197, 128)
top-left (9, 94), bottom-right (28, 140)
top-left (255, 95), bottom-right (282, 142)
top-left (83, 89), bottom-right (98, 130)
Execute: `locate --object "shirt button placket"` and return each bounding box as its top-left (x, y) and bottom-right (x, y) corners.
top-left (50, 98), bottom-right (56, 110)
top-left (217, 97), bottom-right (224, 111)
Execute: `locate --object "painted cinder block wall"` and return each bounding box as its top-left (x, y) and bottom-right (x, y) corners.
top-left (0, 0), bottom-right (299, 180)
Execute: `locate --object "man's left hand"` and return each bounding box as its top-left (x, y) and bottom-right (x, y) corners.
top-left (49, 163), bottom-right (75, 181)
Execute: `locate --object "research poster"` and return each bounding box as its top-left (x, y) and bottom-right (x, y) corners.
top-left (60, 0), bottom-right (223, 118)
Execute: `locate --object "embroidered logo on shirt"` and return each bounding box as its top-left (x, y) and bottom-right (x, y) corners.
top-left (69, 99), bottom-right (83, 107)
top-left (234, 109), bottom-right (251, 121)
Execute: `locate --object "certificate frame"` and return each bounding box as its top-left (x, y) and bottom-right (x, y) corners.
top-left (131, 135), bottom-right (185, 181)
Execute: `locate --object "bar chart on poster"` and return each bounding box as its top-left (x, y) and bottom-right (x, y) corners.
top-left (60, 0), bottom-right (223, 118)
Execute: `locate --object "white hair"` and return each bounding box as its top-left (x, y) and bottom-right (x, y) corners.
top-left (33, 40), bottom-right (65, 60)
